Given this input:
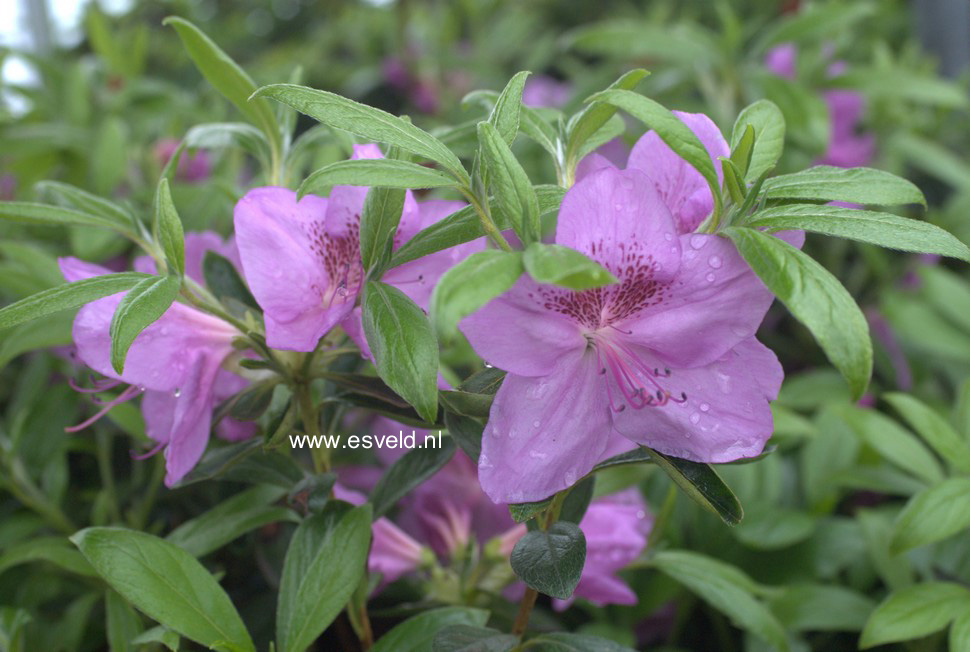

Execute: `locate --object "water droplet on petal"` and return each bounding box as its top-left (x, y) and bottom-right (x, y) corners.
top-left (614, 202), bottom-right (624, 212)
top-left (689, 412), bottom-right (700, 425)
top-left (690, 234), bottom-right (707, 250)
top-left (706, 272), bottom-right (716, 283)
top-left (708, 255), bottom-right (722, 269)
top-left (664, 232), bottom-right (673, 241)
top-left (529, 449), bottom-right (548, 460)
top-left (508, 428), bottom-right (518, 439)
top-left (173, 388), bottom-right (181, 398)
top-left (532, 420), bottom-right (540, 428)
top-left (564, 469), bottom-right (577, 485)
top-left (699, 402), bottom-right (710, 412)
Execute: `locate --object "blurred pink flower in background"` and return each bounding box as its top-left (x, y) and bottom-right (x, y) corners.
top-left (154, 138), bottom-right (213, 183)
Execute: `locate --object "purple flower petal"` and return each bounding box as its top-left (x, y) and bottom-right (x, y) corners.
top-left (478, 352), bottom-right (613, 503)
top-left (626, 111), bottom-right (729, 234)
top-left (611, 338), bottom-right (782, 463)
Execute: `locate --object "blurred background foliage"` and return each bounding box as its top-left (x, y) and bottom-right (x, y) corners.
top-left (2, 1), bottom-right (970, 651)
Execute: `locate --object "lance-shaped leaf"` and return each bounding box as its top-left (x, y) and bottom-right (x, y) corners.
top-left (153, 178), bottom-right (185, 276)
top-left (253, 84), bottom-right (468, 182)
top-left (585, 88), bottom-right (722, 216)
top-left (0, 272), bottom-right (149, 330)
top-left (298, 159), bottom-right (458, 199)
top-left (163, 17), bottom-right (280, 152)
top-left (371, 607), bottom-right (489, 652)
top-left (731, 99), bottom-right (785, 181)
top-left (744, 204), bottom-right (970, 262)
top-left (430, 250), bottom-right (524, 338)
top-left (277, 502), bottom-right (371, 652)
top-left (724, 227), bottom-right (871, 400)
top-left (762, 166), bottom-right (926, 206)
top-left (860, 582), bottom-right (970, 649)
top-left (109, 275), bottom-right (182, 374)
top-left (646, 448), bottom-right (743, 525)
top-left (71, 527), bottom-right (256, 652)
top-left (34, 180), bottom-right (134, 229)
top-left (566, 69), bottom-right (649, 170)
top-left (203, 251), bottom-right (259, 311)
top-left (510, 522), bottom-right (587, 599)
top-left (488, 70), bottom-right (530, 146)
top-left (523, 242), bottom-right (617, 290)
top-left (889, 478), bottom-right (970, 554)
top-left (362, 281), bottom-right (439, 423)
top-left (884, 393), bottom-right (970, 473)
top-left (359, 184), bottom-right (406, 275)
top-left (478, 121), bottom-right (540, 243)
top-left (0, 201), bottom-right (131, 232)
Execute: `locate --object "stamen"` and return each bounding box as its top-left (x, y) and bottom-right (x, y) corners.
top-left (130, 440), bottom-right (165, 460)
top-left (68, 376), bottom-right (123, 394)
top-left (65, 385), bottom-right (143, 433)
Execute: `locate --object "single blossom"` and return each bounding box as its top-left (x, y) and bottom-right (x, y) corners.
top-left (461, 158), bottom-right (787, 503)
top-left (154, 138), bottom-right (213, 183)
top-left (60, 232), bottom-right (254, 486)
top-left (765, 44), bottom-right (874, 168)
top-left (522, 75), bottom-right (572, 108)
top-left (234, 144), bottom-right (480, 354)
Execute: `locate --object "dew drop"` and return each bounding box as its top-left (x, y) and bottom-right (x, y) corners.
top-left (508, 428), bottom-right (518, 439)
top-left (689, 412), bottom-right (700, 425)
top-left (705, 272), bottom-right (716, 283)
top-left (614, 202), bottom-right (624, 212)
top-left (708, 255), bottom-right (722, 269)
top-left (664, 232), bottom-right (674, 241)
top-left (173, 388), bottom-right (181, 398)
top-left (532, 420), bottom-right (541, 428)
top-left (564, 469), bottom-right (577, 485)
top-left (689, 234), bottom-right (707, 250)
top-left (699, 402), bottom-right (710, 412)
top-left (529, 449), bottom-right (548, 460)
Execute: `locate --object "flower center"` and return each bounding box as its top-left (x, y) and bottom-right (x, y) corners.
top-left (305, 214), bottom-right (364, 306)
top-left (593, 335), bottom-right (687, 412)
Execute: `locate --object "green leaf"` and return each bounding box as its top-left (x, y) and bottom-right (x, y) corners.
top-left (430, 250), bottom-right (524, 338)
top-left (652, 550), bottom-right (789, 652)
top-left (362, 281), bottom-right (440, 423)
top-left (565, 69), bottom-right (649, 171)
top-left (370, 436), bottom-right (456, 519)
top-left (166, 485), bottom-right (297, 557)
top-left (0, 272), bottom-right (150, 331)
top-left (733, 508), bottom-right (815, 550)
top-left (109, 275), bottom-right (182, 374)
top-left (752, 2), bottom-right (874, 52)
top-left (432, 625), bottom-right (517, 652)
top-left (951, 608), bottom-right (970, 652)
top-left (488, 71), bottom-right (530, 146)
top-left (371, 607), bottom-right (489, 652)
top-left (444, 412), bottom-right (484, 464)
top-left (762, 166), bottom-right (926, 207)
top-left (183, 122), bottom-right (269, 161)
top-left (769, 584), bottom-right (875, 632)
top-left (163, 17), bottom-right (280, 152)
top-left (131, 626), bottom-right (180, 652)
top-left (591, 447), bottom-right (653, 471)
top-left (647, 448), bottom-right (743, 525)
top-left (724, 227), bottom-right (871, 399)
top-left (390, 186), bottom-right (564, 267)
top-left (890, 477), bottom-right (970, 554)
top-left (838, 405), bottom-right (945, 485)
top-left (860, 582), bottom-right (970, 648)
top-left (584, 88), bottom-right (721, 216)
top-left (105, 589), bottom-right (142, 652)
top-left (884, 393), bottom-right (970, 474)
top-left (720, 157), bottom-right (746, 206)
top-left (0, 201), bottom-right (131, 232)
top-left (299, 159), bottom-right (459, 198)
top-left (508, 498), bottom-right (553, 524)
top-left (510, 522), bottom-right (586, 600)
top-left (71, 527), bottom-right (255, 652)
top-left (745, 204), bottom-right (969, 261)
top-left (523, 243), bottom-right (617, 290)
top-left (360, 184), bottom-right (407, 275)
top-left (277, 502), bottom-right (371, 652)
top-left (0, 313), bottom-right (73, 369)
top-left (153, 178), bottom-right (185, 276)
top-left (439, 389), bottom-right (492, 418)
top-left (731, 99), bottom-right (785, 182)
top-left (202, 251), bottom-right (259, 311)
top-left (829, 67), bottom-right (969, 109)
top-left (253, 84), bottom-right (467, 182)
top-left (34, 180), bottom-right (133, 229)
top-left (478, 121), bottom-right (539, 243)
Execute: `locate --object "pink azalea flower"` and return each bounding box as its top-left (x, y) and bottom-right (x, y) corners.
top-left (234, 144), bottom-right (481, 354)
top-left (461, 160), bottom-right (786, 503)
top-left (60, 232), bottom-right (254, 486)
top-left (765, 44), bottom-right (874, 168)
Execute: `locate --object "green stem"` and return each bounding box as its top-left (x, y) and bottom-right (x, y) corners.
top-left (296, 383), bottom-right (329, 472)
top-left (95, 431), bottom-right (122, 523)
top-left (2, 458), bottom-right (75, 534)
top-left (460, 187), bottom-right (513, 252)
top-left (130, 454), bottom-right (165, 531)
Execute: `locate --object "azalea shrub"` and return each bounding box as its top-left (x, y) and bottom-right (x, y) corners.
top-left (3, 2), bottom-right (970, 651)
